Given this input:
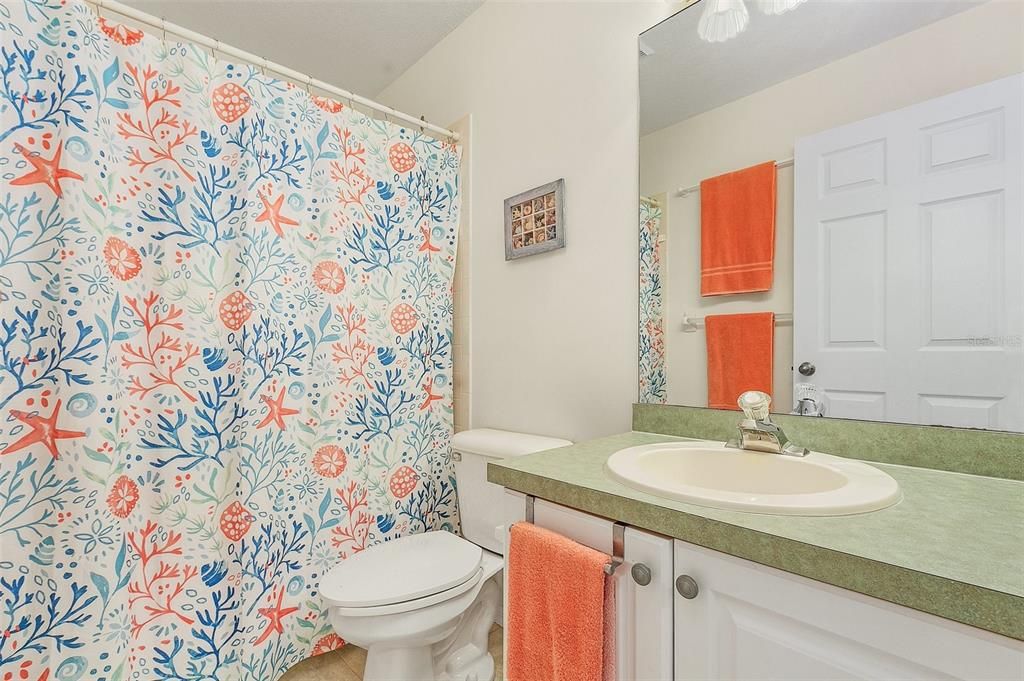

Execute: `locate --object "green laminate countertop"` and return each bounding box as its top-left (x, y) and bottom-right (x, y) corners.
top-left (487, 431), bottom-right (1024, 641)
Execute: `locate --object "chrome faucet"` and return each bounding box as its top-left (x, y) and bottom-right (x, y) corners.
top-left (729, 391), bottom-right (809, 457)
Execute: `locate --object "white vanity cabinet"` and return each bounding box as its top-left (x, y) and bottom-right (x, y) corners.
top-left (502, 491), bottom-right (675, 681)
top-left (501, 492), bottom-right (1023, 680)
top-left (673, 541), bottom-right (1024, 681)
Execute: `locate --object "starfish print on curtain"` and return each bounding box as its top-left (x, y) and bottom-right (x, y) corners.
top-left (0, 1), bottom-right (462, 680)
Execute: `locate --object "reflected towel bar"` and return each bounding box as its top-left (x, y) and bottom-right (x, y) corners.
top-left (675, 157), bottom-right (795, 197)
top-left (522, 494), bottom-right (624, 576)
top-left (682, 312), bottom-right (793, 333)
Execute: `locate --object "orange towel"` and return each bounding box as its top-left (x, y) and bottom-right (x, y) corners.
top-left (700, 161), bottom-right (777, 296)
top-left (507, 523), bottom-right (615, 681)
top-left (706, 312), bottom-right (774, 410)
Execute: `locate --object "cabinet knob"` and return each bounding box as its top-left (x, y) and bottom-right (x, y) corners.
top-left (631, 563), bottom-right (652, 586)
top-left (675, 574), bottom-right (699, 599)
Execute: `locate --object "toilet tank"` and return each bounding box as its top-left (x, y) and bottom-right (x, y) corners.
top-left (452, 428), bottom-right (571, 554)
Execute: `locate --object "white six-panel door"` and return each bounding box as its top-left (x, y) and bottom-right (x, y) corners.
top-left (794, 74), bottom-right (1023, 430)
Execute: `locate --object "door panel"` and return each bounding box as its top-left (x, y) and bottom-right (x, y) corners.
top-left (794, 74), bottom-right (1022, 430)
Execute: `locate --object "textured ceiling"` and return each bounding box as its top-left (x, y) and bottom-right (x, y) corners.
top-left (122, 0), bottom-right (483, 97)
top-left (640, 0), bottom-right (986, 135)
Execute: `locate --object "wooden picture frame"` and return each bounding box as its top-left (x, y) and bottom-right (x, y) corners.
top-left (504, 178), bottom-right (565, 260)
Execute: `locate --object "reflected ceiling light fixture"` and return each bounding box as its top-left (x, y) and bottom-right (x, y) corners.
top-left (756, 0), bottom-right (809, 15)
top-left (697, 0), bottom-right (750, 43)
top-left (697, 0), bottom-right (809, 43)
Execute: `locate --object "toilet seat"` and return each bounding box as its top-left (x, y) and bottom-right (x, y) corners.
top-left (334, 567), bottom-right (484, 617)
top-left (321, 531), bottom-right (483, 612)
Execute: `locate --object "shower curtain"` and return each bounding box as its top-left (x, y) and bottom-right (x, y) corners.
top-left (639, 199), bottom-right (666, 403)
top-left (0, 1), bottom-right (461, 679)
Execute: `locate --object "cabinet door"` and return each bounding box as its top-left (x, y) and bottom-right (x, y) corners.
top-left (674, 540), bottom-right (1024, 680)
top-left (503, 491), bottom-right (674, 680)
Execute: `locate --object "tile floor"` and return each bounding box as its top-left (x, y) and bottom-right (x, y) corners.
top-left (280, 625), bottom-right (503, 681)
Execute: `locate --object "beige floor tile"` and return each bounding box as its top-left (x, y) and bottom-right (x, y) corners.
top-left (280, 647), bottom-right (360, 681)
top-left (279, 628), bottom-right (503, 681)
top-left (339, 644), bottom-right (368, 677)
top-left (490, 625), bottom-right (505, 681)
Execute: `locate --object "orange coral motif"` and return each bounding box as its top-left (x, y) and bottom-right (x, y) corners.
top-left (312, 445), bottom-right (347, 478)
top-left (211, 82), bottom-right (251, 123)
top-left (103, 237), bottom-right (142, 281)
top-left (218, 291), bottom-right (253, 331)
top-left (312, 261), bottom-right (346, 294)
top-left (311, 633), bottom-right (345, 656)
top-left (389, 466), bottom-right (419, 499)
top-left (10, 141), bottom-right (83, 198)
top-left (107, 475), bottom-right (140, 518)
top-left (1, 400), bottom-right (85, 459)
top-left (219, 501), bottom-right (253, 541)
top-left (387, 143), bottom-right (416, 173)
top-left (99, 17), bottom-right (144, 45)
top-left (311, 96), bottom-right (343, 114)
top-left (389, 303), bottom-right (418, 335)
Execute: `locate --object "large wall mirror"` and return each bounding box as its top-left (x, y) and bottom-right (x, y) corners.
top-left (638, 0), bottom-right (1023, 432)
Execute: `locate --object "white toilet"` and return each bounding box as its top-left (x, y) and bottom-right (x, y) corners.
top-left (320, 428), bottom-right (572, 681)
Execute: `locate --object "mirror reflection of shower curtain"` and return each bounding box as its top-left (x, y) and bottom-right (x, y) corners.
top-left (0, 1), bottom-right (461, 678)
top-left (639, 198), bottom-right (667, 403)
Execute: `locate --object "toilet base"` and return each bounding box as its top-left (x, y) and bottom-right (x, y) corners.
top-left (335, 570), bottom-right (502, 681)
top-left (364, 644), bottom-right (435, 681)
top-left (433, 577), bottom-right (499, 681)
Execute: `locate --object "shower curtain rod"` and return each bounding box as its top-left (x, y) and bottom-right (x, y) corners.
top-left (86, 0), bottom-right (459, 141)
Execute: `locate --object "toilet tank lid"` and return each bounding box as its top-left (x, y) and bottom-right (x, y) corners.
top-left (452, 428), bottom-right (572, 459)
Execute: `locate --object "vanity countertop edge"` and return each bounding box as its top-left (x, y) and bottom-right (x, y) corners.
top-left (486, 431), bottom-right (1024, 642)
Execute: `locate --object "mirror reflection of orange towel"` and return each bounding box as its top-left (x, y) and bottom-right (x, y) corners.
top-left (706, 312), bottom-right (774, 410)
top-left (700, 161), bottom-right (777, 296)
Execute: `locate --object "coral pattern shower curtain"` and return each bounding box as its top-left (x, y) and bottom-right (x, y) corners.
top-left (639, 199), bottom-right (665, 403)
top-left (0, 1), bottom-right (461, 679)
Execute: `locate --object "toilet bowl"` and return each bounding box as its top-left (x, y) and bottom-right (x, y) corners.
top-left (320, 429), bottom-right (572, 681)
top-left (322, 531), bottom-right (503, 681)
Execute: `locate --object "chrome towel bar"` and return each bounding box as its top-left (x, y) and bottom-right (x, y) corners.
top-left (522, 494), bottom-right (625, 576)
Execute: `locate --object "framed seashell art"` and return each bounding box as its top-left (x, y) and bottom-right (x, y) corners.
top-left (504, 178), bottom-right (565, 260)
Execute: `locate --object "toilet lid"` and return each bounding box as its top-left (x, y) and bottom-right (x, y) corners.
top-left (320, 531), bottom-right (483, 608)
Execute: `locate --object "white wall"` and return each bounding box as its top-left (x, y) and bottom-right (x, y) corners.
top-left (640, 0), bottom-right (1024, 412)
top-left (381, 1), bottom-right (670, 442)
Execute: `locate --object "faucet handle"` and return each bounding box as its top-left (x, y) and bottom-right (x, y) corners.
top-left (738, 391), bottom-right (772, 421)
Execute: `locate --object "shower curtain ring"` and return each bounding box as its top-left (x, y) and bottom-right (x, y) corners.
top-left (160, 17), bottom-right (167, 43)
top-left (260, 57), bottom-right (268, 77)
top-left (419, 115), bottom-right (426, 133)
top-left (305, 76), bottom-right (313, 95)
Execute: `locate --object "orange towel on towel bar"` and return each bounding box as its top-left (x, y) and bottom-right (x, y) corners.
top-left (706, 312), bottom-right (774, 410)
top-left (700, 161), bottom-right (777, 295)
top-left (507, 522), bottom-right (616, 681)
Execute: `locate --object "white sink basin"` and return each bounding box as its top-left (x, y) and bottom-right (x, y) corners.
top-left (606, 441), bottom-right (901, 516)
